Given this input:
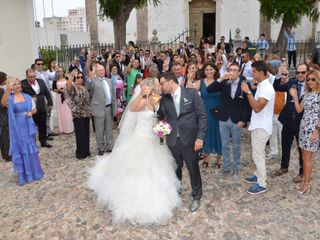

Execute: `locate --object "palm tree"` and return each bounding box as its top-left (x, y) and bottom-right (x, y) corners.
top-left (98, 0), bottom-right (160, 48)
top-left (259, 0), bottom-right (319, 54)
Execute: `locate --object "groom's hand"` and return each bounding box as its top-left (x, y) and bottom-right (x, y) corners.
top-left (194, 139), bottom-right (203, 152)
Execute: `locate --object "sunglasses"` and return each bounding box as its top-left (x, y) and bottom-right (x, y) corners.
top-left (76, 76), bottom-right (83, 79)
top-left (296, 71), bottom-right (307, 75)
top-left (306, 77), bottom-right (316, 82)
top-left (36, 63), bottom-right (43, 66)
top-left (281, 73), bottom-right (288, 76)
top-left (227, 68), bottom-right (239, 72)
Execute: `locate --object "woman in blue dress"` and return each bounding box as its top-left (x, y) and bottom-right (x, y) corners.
top-left (199, 62), bottom-right (222, 168)
top-left (1, 77), bottom-right (44, 185)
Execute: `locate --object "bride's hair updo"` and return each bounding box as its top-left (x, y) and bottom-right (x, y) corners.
top-left (140, 77), bottom-right (159, 94)
top-left (7, 76), bottom-right (20, 88)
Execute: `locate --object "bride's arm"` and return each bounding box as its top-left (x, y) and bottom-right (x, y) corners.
top-left (130, 94), bottom-right (146, 112)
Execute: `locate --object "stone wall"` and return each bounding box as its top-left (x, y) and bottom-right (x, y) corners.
top-left (217, 0), bottom-right (260, 43)
top-left (97, 9), bottom-right (137, 44)
top-left (94, 0), bottom-right (319, 45)
top-left (37, 28), bottom-right (90, 46)
top-left (148, 0), bottom-right (188, 43)
top-left (0, 0), bottom-right (37, 78)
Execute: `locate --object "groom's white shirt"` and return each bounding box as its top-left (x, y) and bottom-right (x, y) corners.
top-left (171, 86), bottom-right (181, 116)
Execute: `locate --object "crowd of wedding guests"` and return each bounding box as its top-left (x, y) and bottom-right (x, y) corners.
top-left (1, 32), bottom-right (319, 195)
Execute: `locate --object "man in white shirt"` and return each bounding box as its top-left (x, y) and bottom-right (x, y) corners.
top-left (241, 61), bottom-right (275, 195)
top-left (138, 49), bottom-right (146, 75)
top-left (171, 63), bottom-right (185, 87)
top-left (283, 27), bottom-right (297, 69)
top-left (234, 48), bottom-right (243, 66)
top-left (240, 52), bottom-right (253, 83)
top-left (34, 58), bottom-right (57, 138)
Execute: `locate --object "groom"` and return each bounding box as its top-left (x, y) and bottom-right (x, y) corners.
top-left (158, 72), bottom-right (207, 212)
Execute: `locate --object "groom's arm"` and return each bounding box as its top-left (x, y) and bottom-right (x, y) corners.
top-left (193, 89), bottom-right (207, 140)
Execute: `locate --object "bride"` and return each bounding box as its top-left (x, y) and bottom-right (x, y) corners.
top-left (87, 78), bottom-right (181, 225)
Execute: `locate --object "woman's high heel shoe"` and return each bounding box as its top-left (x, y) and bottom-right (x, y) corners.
top-left (298, 182), bottom-right (312, 195)
top-left (202, 155), bottom-right (209, 168)
top-left (214, 155), bottom-right (222, 169)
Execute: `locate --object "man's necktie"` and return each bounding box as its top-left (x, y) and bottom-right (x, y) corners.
top-left (298, 83), bottom-right (303, 99)
top-left (240, 64), bottom-right (245, 76)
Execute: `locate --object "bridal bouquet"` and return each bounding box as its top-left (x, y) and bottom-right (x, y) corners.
top-left (153, 120), bottom-right (172, 145)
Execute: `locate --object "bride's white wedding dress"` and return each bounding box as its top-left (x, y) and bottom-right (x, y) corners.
top-left (87, 109), bottom-right (181, 225)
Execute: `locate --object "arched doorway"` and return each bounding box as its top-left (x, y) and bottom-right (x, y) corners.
top-left (189, 0), bottom-right (216, 45)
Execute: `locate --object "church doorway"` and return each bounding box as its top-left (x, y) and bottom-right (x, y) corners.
top-left (189, 0), bottom-right (216, 45)
top-left (203, 13), bottom-right (216, 40)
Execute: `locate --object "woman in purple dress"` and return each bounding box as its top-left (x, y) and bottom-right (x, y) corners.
top-left (1, 77), bottom-right (44, 185)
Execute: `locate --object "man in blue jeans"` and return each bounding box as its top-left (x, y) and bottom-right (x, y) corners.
top-left (207, 62), bottom-right (251, 180)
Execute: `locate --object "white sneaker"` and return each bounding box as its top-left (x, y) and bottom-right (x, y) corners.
top-left (266, 153), bottom-right (279, 160)
top-left (233, 173), bottom-right (240, 181)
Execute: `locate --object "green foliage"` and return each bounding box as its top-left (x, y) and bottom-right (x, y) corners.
top-left (258, 0), bottom-right (319, 26)
top-left (39, 48), bottom-right (59, 69)
top-left (98, 0), bottom-right (160, 20)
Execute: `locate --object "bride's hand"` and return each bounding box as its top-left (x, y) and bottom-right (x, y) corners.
top-left (141, 86), bottom-right (151, 97)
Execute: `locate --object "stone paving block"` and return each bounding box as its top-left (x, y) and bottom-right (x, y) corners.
top-left (0, 130), bottom-right (319, 239)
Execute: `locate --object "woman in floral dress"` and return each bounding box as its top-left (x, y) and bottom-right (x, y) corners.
top-left (66, 71), bottom-right (91, 160)
top-left (290, 70), bottom-right (320, 194)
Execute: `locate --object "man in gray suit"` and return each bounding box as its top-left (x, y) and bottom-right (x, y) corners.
top-left (86, 64), bottom-right (117, 155)
top-left (158, 72), bottom-right (207, 212)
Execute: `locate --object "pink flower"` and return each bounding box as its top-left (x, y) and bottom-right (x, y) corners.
top-left (156, 131), bottom-right (164, 137)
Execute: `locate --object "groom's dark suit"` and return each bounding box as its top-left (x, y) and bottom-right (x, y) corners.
top-left (158, 87), bottom-right (207, 200)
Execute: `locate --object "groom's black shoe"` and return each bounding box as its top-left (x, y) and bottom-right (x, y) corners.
top-left (98, 150), bottom-right (104, 156)
top-left (190, 200), bottom-right (200, 212)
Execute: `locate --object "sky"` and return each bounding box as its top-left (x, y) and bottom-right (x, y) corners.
top-left (34, 0), bottom-right (85, 24)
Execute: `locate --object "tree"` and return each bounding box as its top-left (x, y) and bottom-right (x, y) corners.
top-left (258, 0), bottom-right (319, 54)
top-left (98, 0), bottom-right (160, 48)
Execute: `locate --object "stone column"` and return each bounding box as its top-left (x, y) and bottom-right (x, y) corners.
top-left (136, 6), bottom-right (149, 45)
top-left (85, 0), bottom-right (99, 47)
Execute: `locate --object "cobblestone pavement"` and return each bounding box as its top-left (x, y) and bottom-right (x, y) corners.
top-left (0, 129), bottom-right (319, 240)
